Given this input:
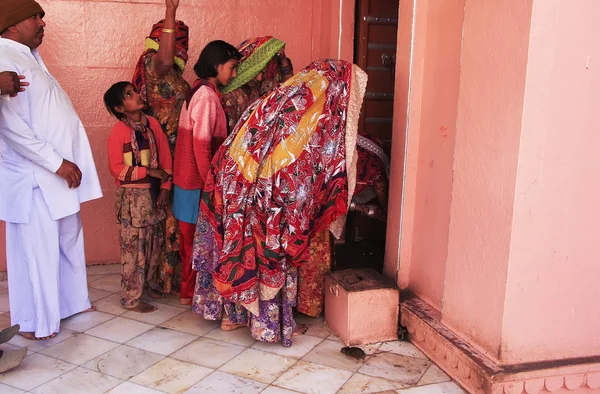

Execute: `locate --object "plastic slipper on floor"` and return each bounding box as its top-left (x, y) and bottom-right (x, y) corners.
top-left (0, 347), bottom-right (27, 373)
top-left (0, 324), bottom-right (20, 345)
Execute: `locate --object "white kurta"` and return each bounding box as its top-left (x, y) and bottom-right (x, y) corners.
top-left (0, 38), bottom-right (103, 337)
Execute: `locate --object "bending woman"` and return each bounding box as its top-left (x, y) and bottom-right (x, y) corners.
top-left (195, 59), bottom-right (368, 346)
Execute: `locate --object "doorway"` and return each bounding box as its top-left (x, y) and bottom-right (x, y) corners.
top-left (334, 0), bottom-right (400, 274)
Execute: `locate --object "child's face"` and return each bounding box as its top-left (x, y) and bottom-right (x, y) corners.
top-left (116, 84), bottom-right (144, 116)
top-left (216, 59), bottom-right (239, 87)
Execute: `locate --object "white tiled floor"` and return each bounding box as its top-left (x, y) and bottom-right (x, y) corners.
top-left (0, 264), bottom-right (467, 393)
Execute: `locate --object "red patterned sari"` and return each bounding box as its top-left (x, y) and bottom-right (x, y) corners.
top-left (201, 59), bottom-right (367, 318)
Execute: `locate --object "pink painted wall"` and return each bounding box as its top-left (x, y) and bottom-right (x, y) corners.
top-left (386, 0), bottom-right (465, 312)
top-left (0, 0), bottom-right (354, 271)
top-left (500, 0), bottom-right (600, 364)
top-left (441, 0), bottom-right (534, 363)
top-left (390, 0), bottom-right (600, 365)
top-left (403, 0), bottom-right (465, 312)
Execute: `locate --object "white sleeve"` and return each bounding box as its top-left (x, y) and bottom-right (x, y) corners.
top-left (0, 96), bottom-right (63, 173)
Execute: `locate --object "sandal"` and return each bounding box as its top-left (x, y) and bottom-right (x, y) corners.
top-left (0, 324), bottom-right (20, 344)
top-left (0, 347), bottom-right (27, 373)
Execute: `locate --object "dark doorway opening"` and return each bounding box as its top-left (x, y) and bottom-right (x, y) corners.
top-left (333, 0), bottom-right (399, 274)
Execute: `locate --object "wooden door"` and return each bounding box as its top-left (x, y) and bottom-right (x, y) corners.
top-left (334, 0), bottom-right (399, 272)
top-left (355, 0), bottom-right (399, 147)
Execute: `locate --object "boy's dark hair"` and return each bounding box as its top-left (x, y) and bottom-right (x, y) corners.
top-left (194, 40), bottom-right (242, 79)
top-left (103, 81), bottom-right (131, 120)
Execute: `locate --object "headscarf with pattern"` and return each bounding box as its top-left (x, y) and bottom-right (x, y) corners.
top-left (221, 36), bottom-right (285, 95)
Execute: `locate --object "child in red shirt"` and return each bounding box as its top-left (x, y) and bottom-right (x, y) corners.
top-left (104, 82), bottom-right (173, 313)
top-left (173, 40), bottom-right (241, 305)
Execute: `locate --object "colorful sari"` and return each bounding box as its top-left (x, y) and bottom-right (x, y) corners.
top-left (192, 36), bottom-right (294, 323)
top-left (354, 133), bottom-right (390, 203)
top-left (132, 20), bottom-right (191, 294)
top-left (194, 59), bottom-right (367, 345)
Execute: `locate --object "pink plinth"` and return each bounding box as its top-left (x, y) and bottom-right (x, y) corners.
top-left (325, 269), bottom-right (399, 346)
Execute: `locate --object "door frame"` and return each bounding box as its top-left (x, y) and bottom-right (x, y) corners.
top-left (348, 0), bottom-right (415, 286)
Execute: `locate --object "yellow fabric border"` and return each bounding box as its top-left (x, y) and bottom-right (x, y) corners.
top-left (229, 70), bottom-right (329, 183)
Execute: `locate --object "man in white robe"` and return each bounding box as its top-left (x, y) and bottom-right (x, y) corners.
top-left (0, 0), bottom-right (103, 340)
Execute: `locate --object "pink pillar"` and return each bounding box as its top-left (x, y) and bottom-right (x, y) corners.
top-left (392, 0), bottom-right (600, 392)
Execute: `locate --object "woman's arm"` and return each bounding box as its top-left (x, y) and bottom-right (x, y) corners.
top-left (154, 0), bottom-right (179, 78)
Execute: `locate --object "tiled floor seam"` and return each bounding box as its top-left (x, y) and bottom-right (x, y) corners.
top-left (78, 344), bottom-right (165, 380)
top-left (30, 312), bottom-right (133, 391)
top-left (26, 357), bottom-right (79, 393)
top-left (334, 369), bottom-right (358, 394)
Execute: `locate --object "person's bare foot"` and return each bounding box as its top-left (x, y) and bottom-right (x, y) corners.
top-left (220, 318), bottom-right (246, 332)
top-left (82, 306), bottom-right (96, 313)
top-left (179, 297), bottom-right (191, 305)
top-left (18, 332), bottom-right (57, 340)
top-left (293, 324), bottom-right (308, 336)
top-left (129, 302), bottom-right (157, 313)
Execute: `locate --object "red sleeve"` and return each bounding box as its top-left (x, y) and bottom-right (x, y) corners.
top-left (149, 117), bottom-right (173, 190)
top-left (190, 88), bottom-right (219, 184)
top-left (107, 122), bottom-right (147, 182)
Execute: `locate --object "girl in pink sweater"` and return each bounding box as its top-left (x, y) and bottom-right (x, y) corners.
top-left (173, 40), bottom-right (241, 305)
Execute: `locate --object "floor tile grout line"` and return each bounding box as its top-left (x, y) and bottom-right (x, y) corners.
top-left (215, 347), bottom-right (301, 387)
top-left (31, 361), bottom-right (125, 393)
top-left (77, 343), bottom-right (165, 382)
top-left (41, 330), bottom-right (122, 365)
top-left (86, 273), bottom-right (112, 284)
top-left (120, 307), bottom-right (189, 327)
top-left (125, 357), bottom-right (215, 392)
top-left (18, 354), bottom-right (79, 392)
top-left (62, 314), bottom-right (119, 339)
top-left (80, 317), bottom-right (157, 346)
top-left (180, 368), bottom-right (219, 392)
top-left (35, 308), bottom-right (189, 392)
top-left (335, 372), bottom-right (356, 394)
top-left (122, 321), bottom-right (190, 347)
top-left (260, 384), bottom-right (303, 394)
top-left (88, 290), bottom-right (119, 304)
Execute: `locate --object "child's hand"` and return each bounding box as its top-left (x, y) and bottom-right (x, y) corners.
top-left (147, 168), bottom-right (170, 181)
top-left (165, 0), bottom-right (179, 10)
top-left (156, 189), bottom-right (170, 210)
